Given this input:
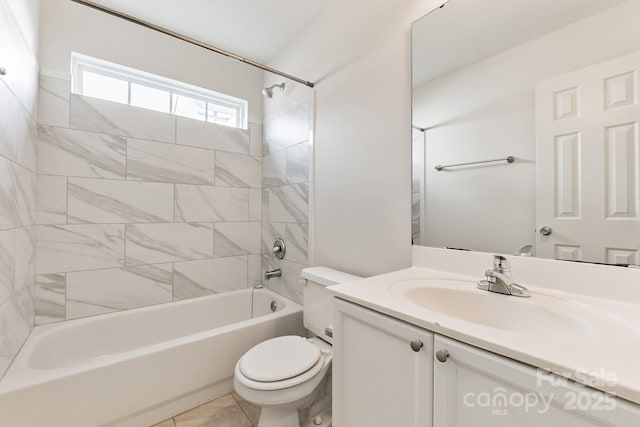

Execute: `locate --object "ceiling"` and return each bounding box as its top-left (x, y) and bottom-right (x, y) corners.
top-left (412, 0), bottom-right (631, 86)
top-left (87, 0), bottom-right (331, 64)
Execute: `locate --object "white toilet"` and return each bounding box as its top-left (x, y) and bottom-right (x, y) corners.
top-left (234, 267), bottom-right (361, 427)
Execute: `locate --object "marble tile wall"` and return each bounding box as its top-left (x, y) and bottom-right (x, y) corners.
top-left (35, 80), bottom-right (264, 324)
top-left (0, 0), bottom-right (38, 379)
top-left (261, 100), bottom-right (312, 304)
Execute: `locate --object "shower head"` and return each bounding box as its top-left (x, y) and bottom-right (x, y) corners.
top-left (262, 82), bottom-right (286, 98)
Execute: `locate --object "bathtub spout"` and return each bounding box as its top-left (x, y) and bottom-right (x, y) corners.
top-left (265, 269), bottom-right (282, 280)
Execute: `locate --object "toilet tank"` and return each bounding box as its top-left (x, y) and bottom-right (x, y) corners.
top-left (301, 267), bottom-right (362, 344)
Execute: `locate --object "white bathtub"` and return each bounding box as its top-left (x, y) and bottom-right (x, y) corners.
top-left (0, 287), bottom-right (304, 427)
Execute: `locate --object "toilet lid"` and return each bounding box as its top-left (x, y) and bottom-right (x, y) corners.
top-left (238, 336), bottom-right (321, 382)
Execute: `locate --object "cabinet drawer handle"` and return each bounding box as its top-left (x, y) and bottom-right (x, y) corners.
top-left (410, 340), bottom-right (423, 352)
top-left (436, 349), bottom-right (450, 363)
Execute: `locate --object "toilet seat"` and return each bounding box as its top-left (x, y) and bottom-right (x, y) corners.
top-left (239, 336), bottom-right (321, 382)
top-left (235, 336), bottom-right (331, 391)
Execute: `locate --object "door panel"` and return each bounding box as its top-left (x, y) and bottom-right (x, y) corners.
top-left (536, 51), bottom-right (640, 263)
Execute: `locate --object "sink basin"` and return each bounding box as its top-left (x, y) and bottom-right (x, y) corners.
top-left (390, 279), bottom-right (591, 336)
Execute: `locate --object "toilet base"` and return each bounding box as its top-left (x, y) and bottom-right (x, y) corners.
top-left (301, 407), bottom-right (332, 427)
top-left (257, 406), bottom-right (299, 427)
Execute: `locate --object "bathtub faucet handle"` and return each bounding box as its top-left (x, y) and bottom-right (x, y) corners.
top-left (272, 238), bottom-right (286, 260)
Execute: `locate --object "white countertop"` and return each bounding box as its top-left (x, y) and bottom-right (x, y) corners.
top-left (329, 265), bottom-right (640, 405)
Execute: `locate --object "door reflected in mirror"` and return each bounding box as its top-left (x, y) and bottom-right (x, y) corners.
top-left (412, 0), bottom-right (640, 266)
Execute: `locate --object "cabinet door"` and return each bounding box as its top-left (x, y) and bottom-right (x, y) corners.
top-left (333, 299), bottom-right (433, 427)
top-left (434, 335), bottom-right (640, 426)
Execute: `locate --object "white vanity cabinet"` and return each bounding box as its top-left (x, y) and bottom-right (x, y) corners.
top-left (332, 299), bottom-right (434, 427)
top-left (433, 335), bottom-right (640, 427)
top-left (333, 299), bottom-right (640, 427)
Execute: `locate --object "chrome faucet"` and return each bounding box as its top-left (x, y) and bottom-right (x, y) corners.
top-left (264, 269), bottom-right (282, 280)
top-left (477, 255), bottom-right (530, 297)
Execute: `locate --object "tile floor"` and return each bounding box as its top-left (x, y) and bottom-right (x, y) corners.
top-left (152, 392), bottom-right (261, 427)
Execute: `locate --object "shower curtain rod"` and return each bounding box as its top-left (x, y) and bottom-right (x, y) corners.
top-left (70, 0), bottom-right (316, 88)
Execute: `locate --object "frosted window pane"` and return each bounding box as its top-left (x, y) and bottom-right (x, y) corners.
top-left (172, 94), bottom-right (206, 121)
top-left (82, 71), bottom-right (128, 104)
top-left (207, 102), bottom-right (238, 127)
top-left (131, 84), bottom-right (170, 113)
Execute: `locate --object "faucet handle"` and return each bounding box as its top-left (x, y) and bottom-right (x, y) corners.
top-left (492, 255), bottom-right (509, 273)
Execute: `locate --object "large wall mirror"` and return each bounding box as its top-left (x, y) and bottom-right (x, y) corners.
top-left (412, 0), bottom-right (640, 266)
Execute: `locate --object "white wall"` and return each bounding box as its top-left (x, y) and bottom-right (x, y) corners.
top-left (39, 0), bottom-right (263, 123)
top-left (413, 0), bottom-right (640, 256)
top-left (266, 0), bottom-right (443, 277)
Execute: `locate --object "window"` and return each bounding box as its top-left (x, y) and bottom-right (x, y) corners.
top-left (71, 53), bottom-right (248, 129)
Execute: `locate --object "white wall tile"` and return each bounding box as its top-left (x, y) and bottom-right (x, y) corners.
top-left (249, 189), bottom-right (262, 221)
top-left (263, 102), bottom-right (310, 154)
top-left (0, 81), bottom-right (18, 162)
top-left (248, 254), bottom-right (262, 287)
top-left (263, 150), bottom-right (287, 188)
top-left (125, 223), bottom-right (213, 265)
top-left (0, 229), bottom-right (15, 305)
top-left (38, 125), bottom-right (127, 179)
top-left (176, 116), bottom-right (250, 154)
top-left (38, 75), bottom-right (70, 128)
top-left (66, 264), bottom-right (173, 319)
top-left (0, 287), bottom-right (33, 377)
top-left (262, 189), bottom-right (269, 218)
top-left (265, 260), bottom-right (305, 304)
top-left (0, 162), bottom-right (36, 231)
top-left (0, 0), bottom-right (38, 380)
top-left (0, 156), bottom-right (19, 231)
top-left (16, 106), bottom-right (37, 172)
top-left (70, 95), bottom-right (176, 143)
top-left (249, 122), bottom-right (262, 158)
top-left (285, 223), bottom-right (309, 265)
top-left (35, 273), bottom-right (66, 325)
top-left (214, 222), bottom-right (261, 257)
top-left (175, 185), bottom-right (249, 222)
top-left (286, 141), bottom-right (310, 184)
top-left (127, 138), bottom-right (215, 185)
top-left (215, 151), bottom-right (261, 188)
top-left (12, 163), bottom-right (35, 227)
top-left (267, 184), bottom-right (309, 223)
top-left (36, 175), bottom-right (67, 225)
top-left (0, 2), bottom-right (38, 116)
top-left (173, 256), bottom-right (248, 300)
top-left (36, 224), bottom-right (125, 274)
top-left (14, 226), bottom-right (35, 292)
top-left (68, 178), bottom-right (174, 224)
top-left (25, 69), bottom-right (293, 325)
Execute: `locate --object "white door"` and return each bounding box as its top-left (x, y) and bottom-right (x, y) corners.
top-left (535, 51), bottom-right (640, 264)
top-left (333, 299), bottom-right (433, 427)
top-left (433, 335), bottom-right (640, 427)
